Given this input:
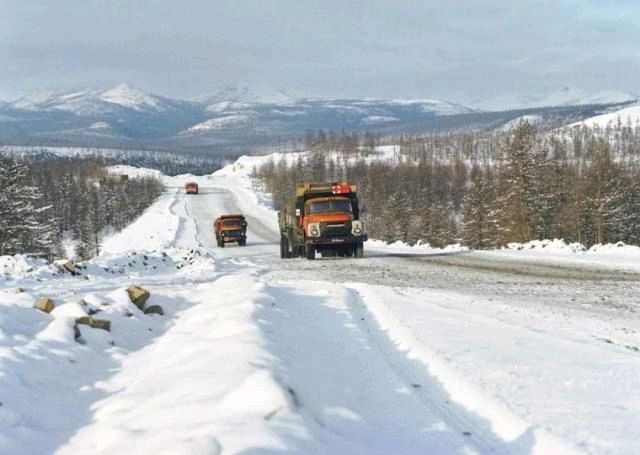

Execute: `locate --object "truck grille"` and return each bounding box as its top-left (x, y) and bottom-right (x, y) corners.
top-left (321, 222), bottom-right (351, 237)
top-left (224, 230), bottom-right (243, 237)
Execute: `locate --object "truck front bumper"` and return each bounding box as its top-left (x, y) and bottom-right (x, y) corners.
top-left (306, 234), bottom-right (367, 245)
top-left (221, 235), bottom-right (246, 243)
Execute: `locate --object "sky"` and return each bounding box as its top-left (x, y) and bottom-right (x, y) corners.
top-left (1, 0), bottom-right (639, 107)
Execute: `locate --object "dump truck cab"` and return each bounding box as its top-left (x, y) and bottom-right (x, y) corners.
top-left (278, 182), bottom-right (367, 260)
top-left (214, 214), bottom-right (247, 247)
top-left (303, 196), bottom-right (354, 228)
top-left (185, 182), bottom-right (199, 195)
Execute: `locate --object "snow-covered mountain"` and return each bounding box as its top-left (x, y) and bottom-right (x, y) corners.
top-left (198, 86), bottom-right (294, 112)
top-left (0, 84), bottom-right (484, 147)
top-left (0, 84), bottom-right (204, 143)
top-left (476, 86), bottom-right (637, 111)
top-left (7, 84), bottom-right (197, 116)
top-left (0, 83), bottom-right (635, 149)
top-left (179, 92), bottom-right (481, 140)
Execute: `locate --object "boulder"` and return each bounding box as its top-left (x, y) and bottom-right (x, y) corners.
top-left (144, 305), bottom-right (164, 316)
top-left (53, 259), bottom-right (76, 274)
top-left (126, 285), bottom-right (150, 310)
top-left (75, 316), bottom-right (111, 332)
top-left (15, 287), bottom-right (24, 293)
top-left (75, 316), bottom-right (92, 325)
top-left (90, 319), bottom-right (112, 332)
top-left (34, 298), bottom-right (55, 313)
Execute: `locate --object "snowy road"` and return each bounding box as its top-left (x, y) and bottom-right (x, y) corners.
top-left (176, 176), bottom-right (638, 454)
top-left (2, 166), bottom-right (638, 455)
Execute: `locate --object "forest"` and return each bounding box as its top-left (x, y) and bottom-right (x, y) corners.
top-left (0, 145), bottom-right (227, 176)
top-left (255, 121), bottom-right (640, 248)
top-left (0, 158), bottom-right (163, 259)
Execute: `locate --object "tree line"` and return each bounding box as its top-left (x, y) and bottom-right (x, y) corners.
top-left (254, 122), bottom-right (640, 248)
top-left (0, 158), bottom-right (163, 259)
top-left (0, 145), bottom-right (228, 176)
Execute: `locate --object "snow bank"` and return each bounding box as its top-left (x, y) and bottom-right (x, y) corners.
top-left (0, 176), bottom-right (219, 454)
top-left (485, 239), bottom-right (640, 272)
top-left (366, 239), bottom-right (469, 254)
top-left (505, 239), bottom-right (587, 254)
top-left (55, 272), bottom-right (315, 455)
top-left (100, 190), bottom-right (181, 255)
top-left (0, 255), bottom-right (58, 284)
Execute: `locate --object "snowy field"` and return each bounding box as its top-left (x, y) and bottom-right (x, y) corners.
top-left (0, 154), bottom-right (638, 454)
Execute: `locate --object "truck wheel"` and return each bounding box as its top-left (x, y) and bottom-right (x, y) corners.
top-left (219, 241), bottom-right (225, 248)
top-left (280, 236), bottom-right (287, 258)
top-left (239, 239), bottom-right (246, 246)
top-left (355, 242), bottom-right (364, 258)
top-left (346, 246), bottom-right (354, 257)
top-left (306, 246), bottom-right (316, 260)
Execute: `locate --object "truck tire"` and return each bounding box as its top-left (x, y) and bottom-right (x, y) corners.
top-left (219, 241), bottom-right (225, 248)
top-left (239, 239), bottom-right (246, 247)
top-left (280, 236), bottom-right (287, 258)
top-left (306, 245), bottom-right (316, 260)
top-left (355, 241), bottom-right (364, 258)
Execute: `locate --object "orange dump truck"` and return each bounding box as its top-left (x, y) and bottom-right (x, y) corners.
top-left (278, 182), bottom-right (367, 260)
top-left (185, 182), bottom-right (199, 194)
top-left (214, 214), bottom-right (247, 247)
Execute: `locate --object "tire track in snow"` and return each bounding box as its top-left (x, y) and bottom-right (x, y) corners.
top-left (344, 286), bottom-right (513, 455)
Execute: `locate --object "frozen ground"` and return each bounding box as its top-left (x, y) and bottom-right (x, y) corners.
top-left (0, 156), bottom-right (638, 455)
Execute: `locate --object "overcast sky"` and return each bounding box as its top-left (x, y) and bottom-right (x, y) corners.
top-left (1, 0), bottom-right (639, 105)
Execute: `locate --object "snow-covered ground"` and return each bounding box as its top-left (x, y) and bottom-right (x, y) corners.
top-left (570, 103), bottom-right (640, 129)
top-left (1, 157), bottom-right (639, 455)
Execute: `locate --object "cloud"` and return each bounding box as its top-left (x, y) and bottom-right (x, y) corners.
top-left (1, 0), bottom-right (638, 105)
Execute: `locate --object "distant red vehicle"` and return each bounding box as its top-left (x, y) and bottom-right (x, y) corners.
top-left (185, 182), bottom-right (199, 195)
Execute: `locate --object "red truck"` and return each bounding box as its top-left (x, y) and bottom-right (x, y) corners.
top-left (185, 182), bottom-right (199, 195)
top-left (278, 182), bottom-right (367, 260)
top-left (214, 214), bottom-right (247, 247)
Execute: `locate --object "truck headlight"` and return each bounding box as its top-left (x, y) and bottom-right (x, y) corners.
top-left (308, 223), bottom-right (321, 237)
top-left (352, 220), bottom-right (364, 235)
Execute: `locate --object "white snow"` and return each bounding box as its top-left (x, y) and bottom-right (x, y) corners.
top-left (105, 165), bottom-right (163, 180)
top-left (181, 114), bottom-right (249, 134)
top-left (361, 115), bottom-right (399, 125)
top-left (571, 103), bottom-right (640, 129)
top-left (99, 83), bottom-right (164, 111)
top-left (500, 114), bottom-right (543, 131)
top-left (200, 86), bottom-right (294, 113)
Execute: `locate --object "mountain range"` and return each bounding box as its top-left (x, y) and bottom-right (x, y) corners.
top-left (0, 84), bottom-right (636, 152)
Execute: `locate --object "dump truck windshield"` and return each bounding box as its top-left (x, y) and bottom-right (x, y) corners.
top-left (308, 200), bottom-right (352, 214)
top-left (222, 220), bottom-right (242, 227)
